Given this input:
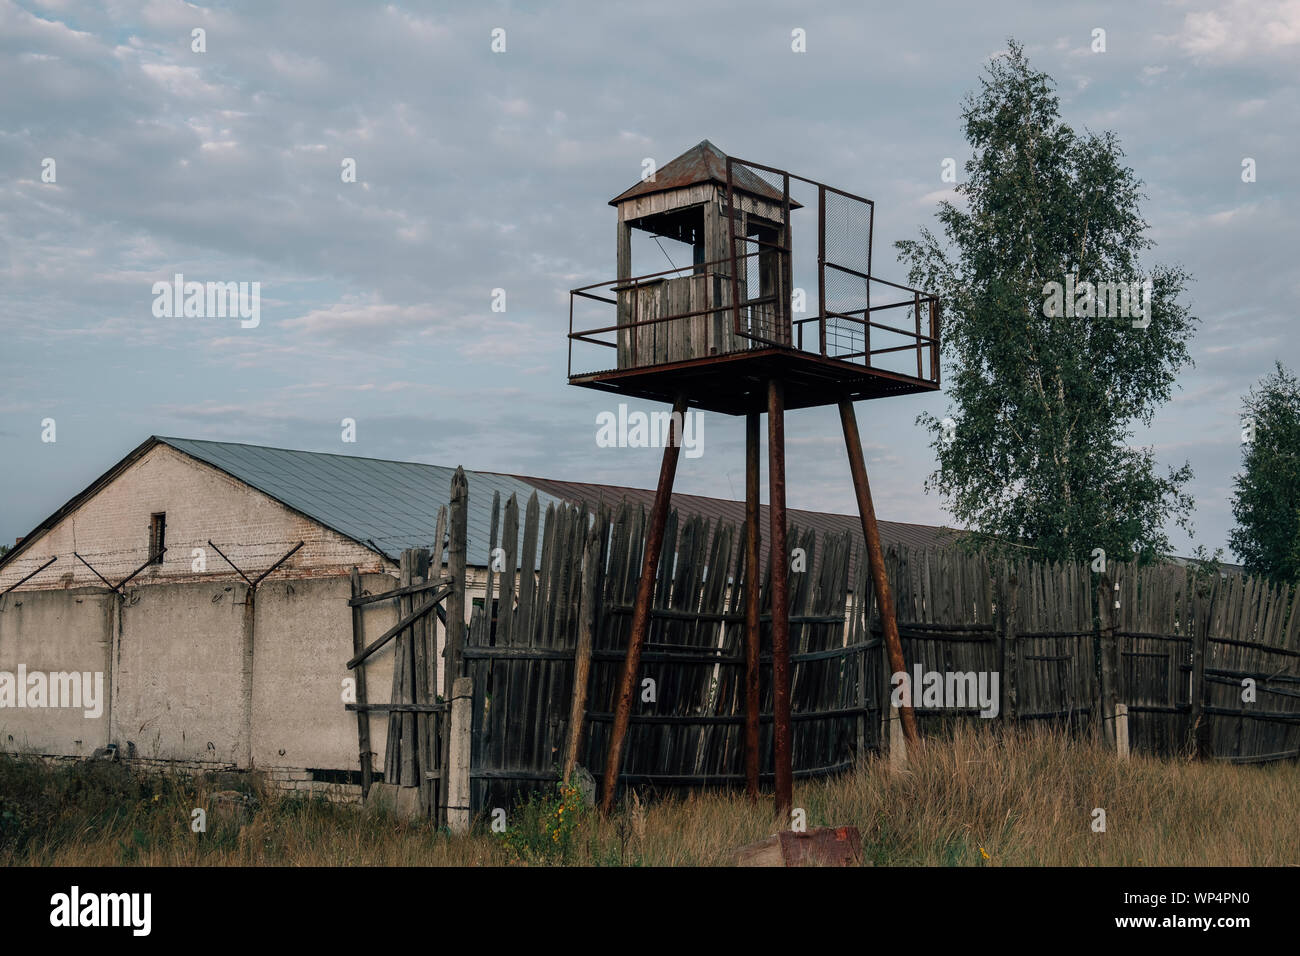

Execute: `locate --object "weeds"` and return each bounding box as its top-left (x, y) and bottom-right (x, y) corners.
top-left (3, 725), bottom-right (1298, 866)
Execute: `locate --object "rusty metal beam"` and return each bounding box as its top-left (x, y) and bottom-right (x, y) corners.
top-left (839, 399), bottom-right (919, 747)
top-left (600, 392), bottom-right (689, 815)
top-left (744, 411), bottom-right (762, 801)
top-left (768, 379), bottom-right (793, 817)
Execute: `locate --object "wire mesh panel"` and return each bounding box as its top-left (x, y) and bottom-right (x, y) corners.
top-left (823, 188), bottom-right (873, 276)
top-left (821, 186), bottom-right (874, 361)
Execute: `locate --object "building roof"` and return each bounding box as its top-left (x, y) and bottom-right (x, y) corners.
top-left (157, 437), bottom-right (570, 568)
top-left (608, 139), bottom-right (802, 209)
top-left (508, 474), bottom-right (956, 582)
top-left (0, 436), bottom-right (955, 581)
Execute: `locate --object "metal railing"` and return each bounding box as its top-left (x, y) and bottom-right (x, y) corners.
top-left (567, 156), bottom-right (941, 387)
top-left (568, 255), bottom-right (940, 385)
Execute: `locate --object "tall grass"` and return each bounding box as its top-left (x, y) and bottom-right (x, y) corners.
top-left (3, 725), bottom-right (1297, 866)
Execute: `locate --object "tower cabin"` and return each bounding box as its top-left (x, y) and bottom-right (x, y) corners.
top-left (610, 139), bottom-right (798, 366)
top-left (568, 140), bottom-right (942, 415)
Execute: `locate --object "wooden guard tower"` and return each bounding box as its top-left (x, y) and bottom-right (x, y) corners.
top-left (568, 140), bottom-right (940, 815)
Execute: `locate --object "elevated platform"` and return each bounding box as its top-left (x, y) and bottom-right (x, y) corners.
top-left (568, 347), bottom-right (938, 416)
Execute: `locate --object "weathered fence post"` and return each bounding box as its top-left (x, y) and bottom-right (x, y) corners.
top-left (398, 549), bottom-right (430, 792)
top-left (1115, 701), bottom-right (1130, 761)
top-left (385, 551), bottom-right (413, 786)
top-left (1187, 573), bottom-right (1216, 760)
top-left (444, 468), bottom-right (469, 695)
top-left (1097, 571), bottom-right (1119, 751)
top-left (447, 675), bottom-right (473, 834)
top-left (439, 470), bottom-right (468, 825)
top-left (1002, 567), bottom-right (1019, 722)
top-left (744, 410), bottom-right (762, 801)
top-left (888, 704), bottom-right (908, 771)
top-left (410, 548), bottom-right (432, 809)
top-left (856, 637), bottom-right (867, 762)
top-left (349, 567), bottom-right (374, 798)
top-left (563, 521), bottom-right (602, 782)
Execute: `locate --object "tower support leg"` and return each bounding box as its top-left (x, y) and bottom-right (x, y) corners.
top-left (768, 381), bottom-right (793, 817)
top-left (744, 411), bottom-right (762, 801)
top-left (600, 393), bottom-right (690, 814)
top-left (838, 399), bottom-right (920, 748)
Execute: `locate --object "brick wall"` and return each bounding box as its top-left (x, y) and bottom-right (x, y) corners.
top-left (0, 442), bottom-right (389, 590)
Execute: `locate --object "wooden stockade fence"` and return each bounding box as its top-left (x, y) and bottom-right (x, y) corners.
top-left (345, 472), bottom-right (1300, 824)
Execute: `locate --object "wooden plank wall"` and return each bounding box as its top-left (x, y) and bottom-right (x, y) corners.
top-left (1008, 557), bottom-right (1095, 732)
top-left (465, 493), bottom-right (594, 813)
top-left (438, 484), bottom-right (1300, 814)
top-left (617, 272), bottom-right (743, 369)
top-left (1198, 571), bottom-right (1300, 762)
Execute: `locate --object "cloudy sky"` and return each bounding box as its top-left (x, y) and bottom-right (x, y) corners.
top-left (2, 0), bottom-right (1296, 561)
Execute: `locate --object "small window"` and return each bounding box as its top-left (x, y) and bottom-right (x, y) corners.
top-left (149, 513), bottom-right (166, 565)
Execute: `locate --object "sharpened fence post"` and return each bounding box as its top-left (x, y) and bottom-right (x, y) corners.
top-left (447, 676), bottom-right (473, 834)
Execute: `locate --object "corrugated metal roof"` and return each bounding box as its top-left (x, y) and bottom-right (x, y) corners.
top-left (157, 438), bottom-right (568, 570)
top-left (159, 438), bottom-right (957, 582)
top-left (609, 139), bottom-right (802, 209)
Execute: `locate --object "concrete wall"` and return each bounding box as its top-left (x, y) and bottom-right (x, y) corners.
top-left (0, 587), bottom-right (113, 756)
top-left (112, 580), bottom-right (248, 765)
top-left (0, 569), bottom-right (467, 786)
top-left (251, 574), bottom-right (397, 774)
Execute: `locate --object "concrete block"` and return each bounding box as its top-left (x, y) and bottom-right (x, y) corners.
top-left (364, 782), bottom-right (423, 822)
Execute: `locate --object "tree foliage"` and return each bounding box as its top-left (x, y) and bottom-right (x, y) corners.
top-left (1230, 362), bottom-right (1300, 582)
top-left (896, 40), bottom-right (1197, 564)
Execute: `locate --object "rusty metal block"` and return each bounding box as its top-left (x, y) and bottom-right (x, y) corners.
top-left (733, 826), bottom-right (863, 867)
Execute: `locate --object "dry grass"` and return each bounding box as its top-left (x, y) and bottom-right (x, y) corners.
top-left (4, 725), bottom-right (1297, 866)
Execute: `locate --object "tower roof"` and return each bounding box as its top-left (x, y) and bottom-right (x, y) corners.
top-left (609, 139), bottom-right (801, 208)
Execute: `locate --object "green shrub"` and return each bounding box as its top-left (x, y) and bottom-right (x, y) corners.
top-left (497, 779), bottom-right (588, 864)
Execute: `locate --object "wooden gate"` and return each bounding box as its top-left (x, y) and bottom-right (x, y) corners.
top-left (345, 495), bottom-right (459, 823)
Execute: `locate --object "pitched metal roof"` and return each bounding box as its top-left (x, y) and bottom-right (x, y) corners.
top-left (157, 437), bottom-right (567, 569)
top-left (161, 437), bottom-right (953, 578)
top-left (609, 139), bottom-right (803, 209)
top-left (0, 435), bottom-right (958, 582)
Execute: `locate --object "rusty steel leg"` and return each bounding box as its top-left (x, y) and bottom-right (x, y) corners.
top-left (768, 380), bottom-right (793, 817)
top-left (744, 411), bottom-right (762, 801)
top-left (839, 399), bottom-right (919, 747)
top-left (600, 393), bottom-right (690, 815)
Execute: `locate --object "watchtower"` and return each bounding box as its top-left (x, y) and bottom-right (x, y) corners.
top-left (569, 141), bottom-right (940, 814)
